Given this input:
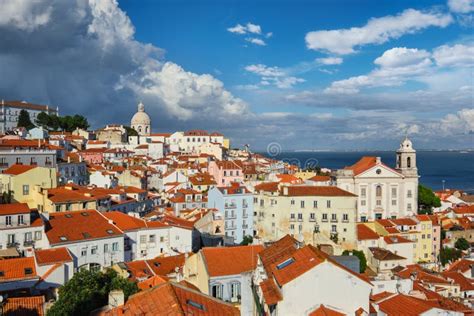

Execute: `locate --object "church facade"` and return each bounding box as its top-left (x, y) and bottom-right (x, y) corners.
top-left (335, 137), bottom-right (419, 221)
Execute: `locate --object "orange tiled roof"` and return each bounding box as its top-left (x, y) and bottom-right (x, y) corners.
top-left (259, 235), bottom-right (300, 272)
top-left (344, 156), bottom-right (399, 176)
top-left (357, 224), bottom-right (380, 240)
top-left (146, 254), bottom-right (186, 276)
top-left (0, 257), bottom-right (37, 282)
top-left (446, 258), bottom-right (474, 274)
top-left (441, 271), bottom-right (474, 291)
top-left (35, 247), bottom-right (73, 265)
top-left (254, 182), bottom-right (279, 193)
top-left (309, 305), bottom-right (345, 316)
top-left (105, 282), bottom-right (239, 315)
top-left (371, 291), bottom-right (394, 302)
top-left (46, 210), bottom-right (122, 244)
top-left (390, 218), bottom-right (417, 226)
top-left (0, 203), bottom-right (30, 215)
top-left (2, 164), bottom-right (37, 175)
top-left (376, 294), bottom-right (440, 315)
top-left (3, 296), bottom-right (45, 316)
top-left (104, 211), bottom-right (147, 231)
top-left (137, 275), bottom-right (169, 291)
top-left (201, 245), bottom-right (264, 277)
top-left (307, 175), bottom-right (331, 182)
top-left (383, 235), bottom-right (413, 244)
top-left (259, 278), bottom-right (282, 305)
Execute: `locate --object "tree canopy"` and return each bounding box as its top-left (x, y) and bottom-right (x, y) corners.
top-left (46, 269), bottom-right (137, 316)
top-left (240, 235), bottom-right (253, 246)
top-left (439, 247), bottom-right (462, 266)
top-left (17, 109), bottom-right (35, 130)
top-left (418, 184), bottom-right (441, 215)
top-left (342, 249), bottom-right (367, 273)
top-left (454, 237), bottom-right (470, 251)
top-left (35, 112), bottom-right (89, 132)
top-left (124, 126), bottom-right (138, 137)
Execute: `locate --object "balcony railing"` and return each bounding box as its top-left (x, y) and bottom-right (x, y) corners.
top-left (23, 240), bottom-right (35, 247)
top-left (309, 218), bottom-right (316, 222)
top-left (322, 218), bottom-right (328, 222)
top-left (7, 242), bottom-right (19, 248)
top-left (225, 204), bottom-right (237, 209)
top-left (289, 218), bottom-right (296, 222)
top-left (330, 218), bottom-right (338, 223)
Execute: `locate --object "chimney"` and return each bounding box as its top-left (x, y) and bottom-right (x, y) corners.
top-left (108, 290), bottom-right (124, 308)
top-left (67, 156), bottom-right (71, 163)
top-left (283, 186), bottom-right (288, 196)
top-left (375, 157), bottom-right (381, 164)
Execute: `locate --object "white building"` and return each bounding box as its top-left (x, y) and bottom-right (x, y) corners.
top-left (45, 210), bottom-right (124, 271)
top-left (131, 102), bottom-right (151, 136)
top-left (335, 137), bottom-right (419, 221)
top-left (0, 100), bottom-right (58, 134)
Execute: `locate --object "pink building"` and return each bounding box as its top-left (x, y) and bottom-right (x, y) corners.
top-left (77, 148), bottom-right (105, 164)
top-left (207, 160), bottom-right (243, 187)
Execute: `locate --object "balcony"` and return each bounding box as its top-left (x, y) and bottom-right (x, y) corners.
top-left (297, 218), bottom-right (303, 222)
top-left (226, 214), bottom-right (237, 219)
top-left (309, 218), bottom-right (316, 222)
top-left (225, 225), bottom-right (237, 230)
top-left (322, 218), bottom-right (328, 223)
top-left (242, 224), bottom-right (249, 229)
top-left (23, 240), bottom-right (35, 247)
top-left (289, 218), bottom-right (296, 222)
top-left (330, 219), bottom-right (338, 223)
top-left (342, 219), bottom-right (349, 223)
top-left (225, 204), bottom-right (237, 209)
top-left (7, 242), bottom-right (19, 248)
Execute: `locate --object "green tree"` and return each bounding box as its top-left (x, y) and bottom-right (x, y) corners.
top-left (17, 109), bottom-right (35, 130)
top-left (454, 237), bottom-right (470, 251)
top-left (58, 115), bottom-right (89, 132)
top-left (124, 126), bottom-right (138, 137)
top-left (47, 269), bottom-right (137, 316)
top-left (35, 112), bottom-right (50, 128)
top-left (439, 247), bottom-right (462, 266)
top-left (418, 184), bottom-right (441, 215)
top-left (240, 235), bottom-right (253, 246)
top-left (342, 249), bottom-right (367, 273)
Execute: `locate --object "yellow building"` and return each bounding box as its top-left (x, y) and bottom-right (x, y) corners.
top-left (254, 183), bottom-right (358, 251)
top-left (414, 215), bottom-right (434, 263)
top-left (294, 171), bottom-right (317, 180)
top-left (0, 164), bottom-right (57, 208)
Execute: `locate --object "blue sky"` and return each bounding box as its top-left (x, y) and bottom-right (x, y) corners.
top-left (0, 0), bottom-right (472, 150)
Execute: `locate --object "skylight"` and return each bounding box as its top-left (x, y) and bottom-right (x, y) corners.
top-left (59, 236), bottom-right (68, 241)
top-left (276, 258), bottom-right (295, 270)
top-left (82, 232), bottom-right (91, 238)
top-left (186, 299), bottom-right (205, 311)
top-left (81, 212), bottom-right (89, 216)
top-left (106, 229), bottom-right (114, 234)
top-left (24, 268), bottom-right (33, 275)
top-left (65, 214), bottom-right (72, 218)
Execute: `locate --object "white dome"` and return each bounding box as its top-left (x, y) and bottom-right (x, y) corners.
top-left (131, 102), bottom-right (151, 125)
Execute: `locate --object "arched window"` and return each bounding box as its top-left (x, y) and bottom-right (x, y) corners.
top-left (376, 185), bottom-right (382, 197)
top-left (145, 126), bottom-right (148, 133)
top-left (407, 157), bottom-right (411, 168)
top-left (138, 126), bottom-right (142, 133)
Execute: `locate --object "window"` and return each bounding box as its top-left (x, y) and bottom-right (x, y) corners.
top-left (297, 213), bottom-right (303, 221)
top-left (291, 199), bottom-right (295, 205)
top-left (140, 235), bottom-right (146, 243)
top-left (24, 232), bottom-right (32, 241)
top-left (343, 214), bottom-right (349, 221)
top-left (322, 213), bottom-right (328, 221)
top-left (5, 216), bottom-right (12, 226)
top-left (149, 235), bottom-right (156, 243)
top-left (407, 190), bottom-right (413, 198)
top-left (313, 200), bottom-right (318, 208)
top-left (310, 213), bottom-right (315, 221)
top-left (112, 242), bottom-right (119, 251)
top-left (34, 231), bottom-right (42, 240)
top-left (361, 216), bottom-right (367, 222)
top-left (331, 225), bottom-right (337, 233)
top-left (290, 224), bottom-right (295, 230)
top-left (290, 213), bottom-right (295, 220)
top-left (104, 244), bottom-right (109, 253)
top-left (231, 282), bottom-right (241, 300)
top-left (81, 248), bottom-right (87, 257)
top-left (7, 234), bottom-right (15, 244)
top-left (91, 246), bottom-right (98, 255)
top-left (300, 200), bottom-right (305, 208)
top-left (160, 236), bottom-right (165, 242)
top-left (187, 300), bottom-right (205, 311)
top-left (211, 284), bottom-right (223, 299)
top-left (18, 215), bottom-right (24, 225)
top-left (407, 157), bottom-right (411, 168)
top-left (277, 258), bottom-right (295, 270)
top-left (391, 187), bottom-right (397, 198)
top-left (361, 188), bottom-right (366, 198)
top-left (407, 203), bottom-right (412, 211)
top-left (22, 185), bottom-right (29, 195)
top-left (392, 200), bottom-right (397, 206)
top-left (327, 200), bottom-right (331, 208)
top-left (376, 185), bottom-right (382, 197)
top-left (361, 200), bottom-right (366, 206)
top-left (331, 214), bottom-right (337, 221)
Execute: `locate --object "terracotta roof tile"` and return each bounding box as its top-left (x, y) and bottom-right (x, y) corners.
top-left (3, 296), bottom-right (45, 316)
top-left (357, 224), bottom-right (380, 240)
top-left (35, 247), bottom-right (73, 265)
top-left (281, 186), bottom-right (356, 197)
top-left (46, 210), bottom-right (122, 245)
top-left (0, 203), bottom-right (30, 215)
top-left (2, 164), bottom-right (37, 175)
top-left (201, 245), bottom-right (264, 277)
top-left (309, 305), bottom-right (345, 316)
top-left (0, 257), bottom-right (37, 282)
top-left (259, 278), bottom-right (282, 305)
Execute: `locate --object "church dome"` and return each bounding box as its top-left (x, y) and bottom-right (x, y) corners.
top-left (131, 102), bottom-right (151, 126)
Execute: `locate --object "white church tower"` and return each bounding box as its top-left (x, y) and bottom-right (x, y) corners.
top-left (396, 136), bottom-right (418, 178)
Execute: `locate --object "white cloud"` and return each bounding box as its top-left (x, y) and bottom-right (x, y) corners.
top-left (316, 57), bottom-right (343, 65)
top-left (433, 44), bottom-right (474, 67)
top-left (0, 0), bottom-right (52, 31)
top-left (227, 22), bottom-right (262, 34)
top-left (448, 0), bottom-right (474, 13)
top-left (244, 64), bottom-right (305, 89)
top-left (374, 47), bottom-right (431, 68)
top-left (439, 108), bottom-right (474, 134)
top-left (245, 37), bottom-right (266, 46)
top-left (325, 44), bottom-right (472, 94)
top-left (305, 9), bottom-right (452, 54)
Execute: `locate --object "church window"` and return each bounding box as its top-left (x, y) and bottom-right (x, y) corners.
top-left (407, 157), bottom-right (411, 168)
top-left (376, 185), bottom-right (382, 197)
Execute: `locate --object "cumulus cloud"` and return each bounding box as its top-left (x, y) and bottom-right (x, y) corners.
top-left (325, 44), bottom-right (473, 94)
top-left (0, 0), bottom-right (52, 31)
top-left (439, 108), bottom-right (474, 134)
top-left (448, 0), bottom-right (474, 13)
top-left (305, 9), bottom-right (452, 55)
top-left (433, 44), bottom-right (474, 66)
top-left (0, 0), bottom-right (248, 129)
